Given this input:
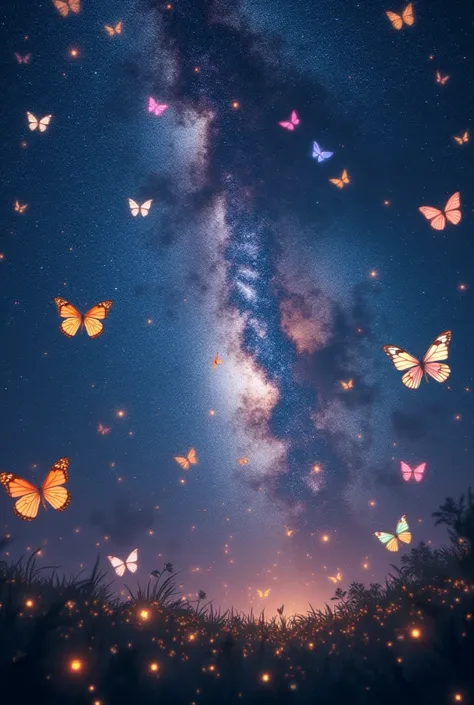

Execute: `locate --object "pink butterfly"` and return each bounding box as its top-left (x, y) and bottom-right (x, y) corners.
top-left (278, 110), bottom-right (300, 131)
top-left (97, 423), bottom-right (111, 436)
top-left (15, 53), bottom-right (31, 64)
top-left (418, 192), bottom-right (461, 231)
top-left (400, 461), bottom-right (426, 482)
top-left (148, 97), bottom-right (168, 116)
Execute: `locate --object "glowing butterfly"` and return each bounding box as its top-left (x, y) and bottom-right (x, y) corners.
top-left (15, 53), bottom-right (31, 64)
top-left (383, 330), bottom-right (451, 390)
top-left (26, 112), bottom-right (52, 132)
top-left (97, 423), bottom-right (111, 436)
top-left (329, 169), bottom-right (350, 188)
top-left (174, 448), bottom-right (198, 470)
top-left (400, 461), bottom-right (426, 482)
top-left (284, 526), bottom-right (294, 537)
top-left (14, 200), bottom-right (28, 214)
top-left (278, 111), bottom-right (300, 131)
top-left (237, 457), bottom-right (248, 465)
top-left (385, 3), bottom-right (414, 30)
top-left (54, 298), bottom-right (113, 338)
top-left (148, 98), bottom-right (168, 116)
top-left (0, 457), bottom-right (71, 522)
top-left (107, 549), bottom-right (138, 577)
top-left (257, 589), bottom-right (271, 598)
top-left (418, 192), bottom-right (461, 231)
top-left (454, 130), bottom-right (469, 145)
top-left (212, 352), bottom-right (223, 369)
top-left (128, 198), bottom-right (152, 217)
top-left (374, 515), bottom-right (412, 552)
top-left (328, 571), bottom-right (342, 584)
top-left (104, 21), bottom-right (122, 36)
top-left (340, 379), bottom-right (354, 390)
top-left (312, 141), bottom-right (333, 162)
top-left (52, 0), bottom-right (81, 16)
top-left (435, 71), bottom-right (450, 86)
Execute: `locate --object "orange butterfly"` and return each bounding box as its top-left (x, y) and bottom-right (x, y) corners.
top-left (435, 71), bottom-right (450, 86)
top-left (52, 0), bottom-right (80, 16)
top-left (14, 200), bottom-right (28, 214)
top-left (328, 571), bottom-right (342, 584)
top-left (97, 423), bottom-right (111, 435)
top-left (257, 589), bottom-right (271, 598)
top-left (0, 457), bottom-right (71, 522)
top-left (418, 192), bottom-right (461, 231)
top-left (386, 3), bottom-right (414, 30)
top-left (237, 456), bottom-right (248, 465)
top-left (54, 298), bottom-right (113, 338)
top-left (340, 379), bottom-right (354, 390)
top-left (212, 352), bottom-right (223, 369)
top-left (284, 526), bottom-right (295, 537)
top-left (453, 130), bottom-right (469, 145)
top-left (174, 448), bottom-right (197, 470)
top-left (329, 169), bottom-right (350, 188)
top-left (104, 21), bottom-right (122, 36)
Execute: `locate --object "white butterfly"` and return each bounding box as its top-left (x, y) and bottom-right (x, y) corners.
top-left (107, 548), bottom-right (138, 576)
top-left (27, 112), bottom-right (52, 132)
top-left (128, 198), bottom-right (152, 217)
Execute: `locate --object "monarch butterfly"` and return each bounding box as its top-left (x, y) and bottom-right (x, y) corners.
top-left (257, 589), bottom-right (271, 598)
top-left (329, 169), bottom-right (350, 188)
top-left (237, 456), bottom-right (248, 465)
top-left (212, 353), bottom-right (223, 369)
top-left (27, 112), bottom-right (52, 132)
top-left (278, 110), bottom-right (299, 131)
top-left (383, 330), bottom-right (451, 389)
top-left (400, 461), bottom-right (426, 482)
top-left (174, 448), bottom-right (197, 470)
top-left (435, 71), bottom-right (450, 86)
top-left (107, 549), bottom-right (138, 577)
top-left (128, 198), bottom-right (152, 217)
top-left (374, 515), bottom-right (412, 552)
top-left (453, 130), bottom-right (469, 145)
top-left (385, 3), bottom-right (414, 30)
top-left (340, 379), bottom-right (353, 390)
top-left (418, 192), bottom-right (461, 230)
top-left (14, 200), bottom-right (28, 214)
top-left (328, 571), bottom-right (342, 584)
top-left (15, 53), bottom-right (31, 64)
top-left (0, 457), bottom-right (71, 522)
top-left (54, 298), bottom-right (113, 338)
top-left (104, 21), bottom-right (122, 36)
top-left (52, 0), bottom-right (81, 16)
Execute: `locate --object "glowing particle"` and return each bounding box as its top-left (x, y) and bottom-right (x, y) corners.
top-left (454, 414), bottom-right (462, 422)
top-left (321, 534), bottom-right (330, 543)
top-left (25, 598), bottom-right (34, 608)
top-left (116, 409), bottom-right (126, 418)
top-left (193, 66), bottom-right (200, 73)
top-left (231, 100), bottom-right (240, 110)
top-left (458, 283), bottom-right (468, 292)
top-left (453, 695), bottom-right (463, 702)
top-left (209, 409), bottom-right (216, 416)
top-left (312, 464), bottom-right (322, 474)
top-left (369, 270), bottom-right (378, 279)
top-left (69, 658), bottom-right (83, 672)
top-left (410, 628), bottom-right (421, 639)
top-left (261, 673), bottom-right (270, 683)
top-left (139, 609), bottom-right (150, 621)
top-left (383, 200), bottom-right (390, 206)
top-left (68, 47), bottom-right (80, 58)
top-left (149, 662), bottom-right (160, 672)
top-left (0, 253), bottom-right (5, 262)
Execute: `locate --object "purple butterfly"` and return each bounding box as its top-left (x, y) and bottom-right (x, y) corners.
top-left (15, 53), bottom-right (31, 64)
top-left (312, 141), bottom-right (333, 163)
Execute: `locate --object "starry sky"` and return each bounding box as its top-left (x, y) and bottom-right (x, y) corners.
top-left (1, 0), bottom-right (473, 615)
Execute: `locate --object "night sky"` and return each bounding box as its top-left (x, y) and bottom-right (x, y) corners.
top-left (1, 0), bottom-right (473, 616)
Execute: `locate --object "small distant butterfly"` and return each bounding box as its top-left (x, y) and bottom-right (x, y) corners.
top-left (107, 549), bottom-right (138, 577)
top-left (128, 198), bottom-right (152, 217)
top-left (386, 3), bottom-right (414, 30)
top-left (257, 589), bottom-right (271, 598)
top-left (284, 526), bottom-right (294, 537)
top-left (105, 21), bottom-right (122, 36)
top-left (212, 352), bottom-right (223, 369)
top-left (14, 200), bottom-right (28, 214)
top-left (15, 53), bottom-right (31, 64)
top-left (400, 461), bottom-right (426, 482)
top-left (27, 112), bottom-right (52, 132)
top-left (328, 571), bottom-right (342, 584)
top-left (419, 192), bottom-right (461, 231)
top-left (435, 71), bottom-right (450, 86)
top-left (0, 457), bottom-right (71, 522)
top-left (97, 423), bottom-right (111, 436)
top-left (276, 605), bottom-right (284, 615)
top-left (174, 448), bottom-right (198, 470)
top-left (237, 457), bottom-right (248, 465)
top-left (374, 515), bottom-right (412, 552)
top-left (278, 110), bottom-right (300, 131)
top-left (340, 379), bottom-right (354, 390)
top-left (52, 0), bottom-right (81, 17)
top-left (312, 141), bottom-right (333, 162)
top-left (383, 330), bottom-right (451, 390)
top-left (54, 298), bottom-right (113, 338)
top-left (453, 130), bottom-right (469, 145)
top-left (148, 97), bottom-right (168, 116)
top-left (329, 169), bottom-right (350, 188)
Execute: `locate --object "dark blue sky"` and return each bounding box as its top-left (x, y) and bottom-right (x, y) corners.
top-left (1, 0), bottom-right (473, 614)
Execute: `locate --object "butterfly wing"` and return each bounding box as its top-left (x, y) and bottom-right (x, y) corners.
top-left (402, 3), bottom-right (414, 25)
top-left (395, 515), bottom-right (411, 544)
top-left (128, 198), bottom-right (140, 216)
top-left (174, 456), bottom-right (190, 470)
top-left (52, 0), bottom-right (71, 16)
top-left (54, 297), bottom-right (83, 337)
top-left (329, 176), bottom-right (343, 188)
top-left (386, 11), bottom-right (403, 30)
top-left (69, 0), bottom-right (81, 13)
top-left (382, 345), bottom-right (420, 375)
top-left (27, 112), bottom-right (39, 131)
top-left (423, 331), bottom-right (451, 364)
top-left (312, 142), bottom-right (322, 159)
top-left (104, 24), bottom-right (115, 35)
top-left (401, 364), bottom-right (424, 389)
top-left (290, 111), bottom-right (299, 126)
top-left (83, 301), bottom-right (113, 338)
top-left (341, 170), bottom-right (350, 184)
top-left (320, 151), bottom-right (334, 161)
top-left (38, 115), bottom-right (52, 133)
top-left (187, 448), bottom-right (198, 465)
top-left (412, 463), bottom-right (427, 482)
top-left (444, 192), bottom-right (461, 225)
top-left (0, 473), bottom-right (41, 521)
top-left (374, 531), bottom-right (399, 552)
top-left (418, 206), bottom-right (446, 230)
top-left (400, 461), bottom-right (414, 481)
top-left (107, 555), bottom-right (126, 577)
top-left (125, 548), bottom-right (138, 573)
top-left (278, 120), bottom-right (293, 130)
top-left (42, 457), bottom-right (71, 512)
top-left (139, 200), bottom-right (152, 216)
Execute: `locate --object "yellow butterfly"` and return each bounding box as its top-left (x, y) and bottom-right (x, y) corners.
top-left (257, 589), bottom-right (271, 598)
top-left (329, 169), bottom-right (350, 189)
top-left (128, 198), bottom-right (152, 217)
top-left (328, 571), bottom-right (342, 584)
top-left (340, 379), bottom-right (353, 390)
top-left (14, 200), bottom-right (28, 214)
top-left (174, 448), bottom-right (197, 470)
top-left (212, 352), bottom-right (223, 369)
top-left (454, 130), bottom-right (469, 145)
top-left (27, 112), bottom-right (52, 132)
top-left (284, 526), bottom-right (294, 537)
top-left (105, 21), bottom-right (123, 36)
top-left (385, 3), bottom-right (414, 30)
top-left (52, 0), bottom-right (81, 16)
top-left (435, 71), bottom-right (450, 86)
top-left (237, 456), bottom-right (248, 465)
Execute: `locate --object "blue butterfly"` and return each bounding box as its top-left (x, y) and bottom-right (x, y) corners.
top-left (312, 141), bottom-right (334, 162)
